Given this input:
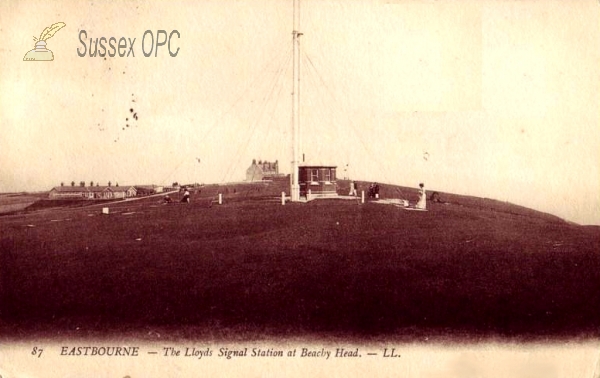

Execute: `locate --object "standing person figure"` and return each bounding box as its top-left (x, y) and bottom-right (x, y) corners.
top-left (416, 183), bottom-right (426, 210)
top-left (349, 181), bottom-right (357, 196)
top-left (181, 188), bottom-right (191, 204)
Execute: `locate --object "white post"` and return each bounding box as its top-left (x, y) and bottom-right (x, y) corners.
top-left (218, 193), bottom-right (222, 205)
top-left (361, 191), bottom-right (365, 204)
top-left (307, 189), bottom-right (311, 201)
top-left (281, 192), bottom-right (286, 205)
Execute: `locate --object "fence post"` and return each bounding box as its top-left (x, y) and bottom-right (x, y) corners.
top-left (281, 192), bottom-right (285, 205)
top-left (361, 191), bottom-right (365, 204)
top-left (218, 193), bottom-right (223, 205)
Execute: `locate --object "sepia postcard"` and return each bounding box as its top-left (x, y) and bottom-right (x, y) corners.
top-left (1, 0), bottom-right (599, 377)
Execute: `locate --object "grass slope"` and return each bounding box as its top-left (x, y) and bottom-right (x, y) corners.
top-left (0, 192), bottom-right (48, 215)
top-left (0, 185), bottom-right (598, 341)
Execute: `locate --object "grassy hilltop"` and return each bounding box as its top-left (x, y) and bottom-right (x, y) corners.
top-left (0, 181), bottom-right (598, 342)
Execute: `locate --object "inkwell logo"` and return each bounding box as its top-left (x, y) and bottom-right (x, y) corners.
top-left (23, 22), bottom-right (66, 61)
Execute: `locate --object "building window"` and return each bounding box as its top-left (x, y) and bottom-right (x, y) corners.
top-left (331, 168), bottom-right (336, 181)
top-left (323, 169), bottom-right (331, 183)
top-left (311, 169), bottom-right (319, 182)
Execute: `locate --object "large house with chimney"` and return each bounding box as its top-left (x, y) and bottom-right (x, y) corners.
top-left (246, 159), bottom-right (285, 182)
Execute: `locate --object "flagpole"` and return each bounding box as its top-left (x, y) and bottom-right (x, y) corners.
top-left (291, 0), bottom-right (301, 201)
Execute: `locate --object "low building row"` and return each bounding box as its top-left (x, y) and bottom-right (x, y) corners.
top-left (48, 185), bottom-right (165, 200)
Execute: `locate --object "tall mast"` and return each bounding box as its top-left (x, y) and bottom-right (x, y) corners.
top-left (291, 0), bottom-right (301, 202)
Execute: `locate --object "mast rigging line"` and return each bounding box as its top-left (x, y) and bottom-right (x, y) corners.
top-left (301, 49), bottom-right (405, 197)
top-left (220, 52), bottom-right (292, 183)
top-left (290, 0), bottom-right (302, 202)
top-left (261, 57), bottom-right (293, 172)
top-left (220, 44), bottom-right (293, 183)
top-left (158, 40), bottom-right (292, 186)
top-left (198, 39), bottom-right (291, 148)
top-left (299, 52), bottom-right (350, 165)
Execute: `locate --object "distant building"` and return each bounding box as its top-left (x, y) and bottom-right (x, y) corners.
top-left (135, 185), bottom-right (164, 196)
top-left (48, 186), bottom-right (88, 199)
top-left (299, 164), bottom-right (337, 198)
top-left (48, 186), bottom-right (137, 200)
top-left (246, 159), bottom-right (284, 182)
top-left (87, 186), bottom-right (113, 199)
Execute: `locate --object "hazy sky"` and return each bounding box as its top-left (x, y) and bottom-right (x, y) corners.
top-left (1, 0), bottom-right (599, 225)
